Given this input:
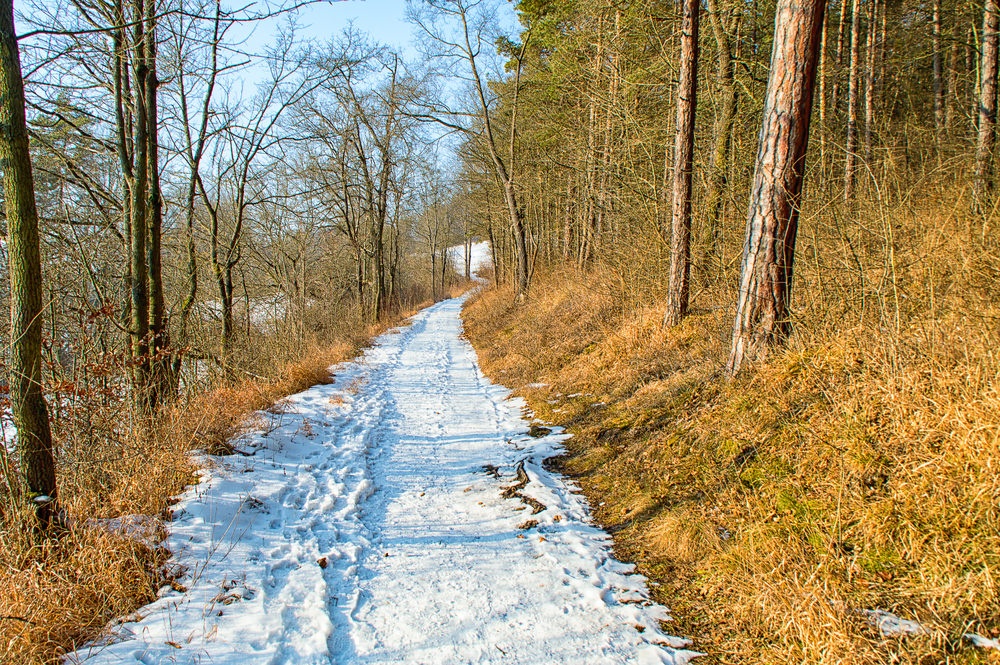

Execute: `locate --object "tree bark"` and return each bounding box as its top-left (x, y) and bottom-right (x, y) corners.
top-left (0, 0), bottom-right (57, 523)
top-left (701, 0), bottom-right (738, 274)
top-left (665, 0), bottom-right (700, 326)
top-left (844, 0), bottom-right (860, 201)
top-left (864, 0), bottom-right (877, 161)
top-left (946, 33), bottom-right (959, 132)
top-left (130, 0), bottom-right (150, 408)
top-left (819, 5), bottom-right (828, 174)
top-left (933, 0), bottom-right (944, 146)
top-left (974, 0), bottom-right (1000, 214)
top-left (832, 0), bottom-right (847, 111)
top-left (726, 0), bottom-right (826, 377)
top-left (145, 0), bottom-right (168, 409)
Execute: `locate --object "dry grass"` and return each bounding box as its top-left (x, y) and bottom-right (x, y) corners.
top-left (463, 193), bottom-right (1000, 663)
top-left (0, 285), bottom-right (461, 664)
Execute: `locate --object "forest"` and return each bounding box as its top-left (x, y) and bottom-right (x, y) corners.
top-left (460, 0), bottom-right (1000, 661)
top-left (0, 0), bottom-right (998, 661)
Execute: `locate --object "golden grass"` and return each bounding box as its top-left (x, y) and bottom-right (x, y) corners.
top-left (462, 196), bottom-right (1000, 663)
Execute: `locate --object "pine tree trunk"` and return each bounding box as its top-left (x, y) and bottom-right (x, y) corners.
top-left (864, 0), bottom-right (877, 162)
top-left (974, 0), bottom-right (1000, 214)
top-left (832, 0), bottom-right (847, 112)
top-left (665, 0), bottom-right (700, 326)
top-left (819, 8), bottom-right (828, 175)
top-left (0, 0), bottom-right (57, 523)
top-left (933, 0), bottom-right (945, 147)
top-left (844, 0), bottom-right (860, 201)
top-left (727, 0), bottom-right (826, 377)
top-left (946, 36), bottom-right (959, 132)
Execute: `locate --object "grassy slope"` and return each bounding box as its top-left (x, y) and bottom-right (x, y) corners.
top-left (463, 262), bottom-right (1000, 664)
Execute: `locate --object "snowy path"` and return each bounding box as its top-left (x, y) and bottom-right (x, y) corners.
top-left (68, 297), bottom-right (695, 665)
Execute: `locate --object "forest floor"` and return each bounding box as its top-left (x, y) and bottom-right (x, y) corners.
top-left (65, 296), bottom-right (695, 665)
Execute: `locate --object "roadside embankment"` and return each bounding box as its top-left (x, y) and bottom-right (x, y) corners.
top-left (463, 266), bottom-right (1000, 664)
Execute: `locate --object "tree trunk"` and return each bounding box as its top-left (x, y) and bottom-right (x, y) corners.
top-left (112, 0), bottom-right (134, 351)
top-left (832, 0), bottom-right (847, 111)
top-left (130, 0), bottom-right (150, 408)
top-left (946, 34), bottom-right (959, 132)
top-left (172, 0), bottom-right (219, 390)
top-left (459, 8), bottom-right (530, 299)
top-left (441, 247), bottom-right (448, 293)
top-left (974, 0), bottom-right (1000, 214)
top-left (430, 245), bottom-right (437, 300)
top-left (145, 2), bottom-right (168, 409)
top-left (819, 6), bottom-right (828, 174)
top-left (864, 0), bottom-right (877, 161)
top-left (665, 0), bottom-right (700, 326)
top-left (727, 0), bottom-right (826, 377)
top-left (562, 172), bottom-right (574, 261)
top-left (487, 220), bottom-right (501, 284)
top-left (503, 180), bottom-right (529, 297)
top-left (701, 0), bottom-right (738, 274)
top-left (844, 0), bottom-right (860, 201)
top-left (933, 0), bottom-right (944, 147)
top-left (0, 0), bottom-right (57, 523)
top-left (220, 268), bottom-right (234, 380)
top-left (464, 232), bottom-right (471, 279)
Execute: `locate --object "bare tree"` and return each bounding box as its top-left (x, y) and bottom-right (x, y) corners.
top-left (408, 0), bottom-right (532, 300)
top-left (171, 0), bottom-right (227, 384)
top-left (198, 39), bottom-right (322, 377)
top-left (727, 0), bottom-right (827, 377)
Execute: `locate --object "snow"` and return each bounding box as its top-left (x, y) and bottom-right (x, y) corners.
top-left (965, 633), bottom-right (1000, 650)
top-left (449, 240), bottom-right (492, 278)
top-left (1, 407), bottom-right (16, 456)
top-left (858, 609), bottom-right (1000, 651)
top-left (66, 296), bottom-right (696, 665)
top-left (859, 609), bottom-right (929, 637)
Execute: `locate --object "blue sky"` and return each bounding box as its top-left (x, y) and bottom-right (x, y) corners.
top-left (285, 0), bottom-right (417, 54)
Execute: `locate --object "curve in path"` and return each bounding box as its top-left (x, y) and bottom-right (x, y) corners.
top-left (68, 297), bottom-right (696, 665)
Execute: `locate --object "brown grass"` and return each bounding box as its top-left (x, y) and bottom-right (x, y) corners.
top-left (463, 195), bottom-right (1000, 663)
top-left (0, 285), bottom-right (462, 664)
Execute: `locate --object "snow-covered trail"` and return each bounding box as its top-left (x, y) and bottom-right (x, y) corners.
top-left (69, 297), bottom-right (695, 665)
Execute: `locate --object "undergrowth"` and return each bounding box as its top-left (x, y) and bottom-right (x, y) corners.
top-left (463, 196), bottom-right (1000, 663)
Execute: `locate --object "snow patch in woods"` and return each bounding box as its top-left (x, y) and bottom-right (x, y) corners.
top-left (859, 609), bottom-right (930, 637)
top-left (858, 609), bottom-right (999, 651)
top-left (449, 240), bottom-right (492, 278)
top-left (66, 296), bottom-right (695, 665)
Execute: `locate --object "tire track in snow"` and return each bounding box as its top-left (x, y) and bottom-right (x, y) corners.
top-left (67, 297), bottom-right (696, 665)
